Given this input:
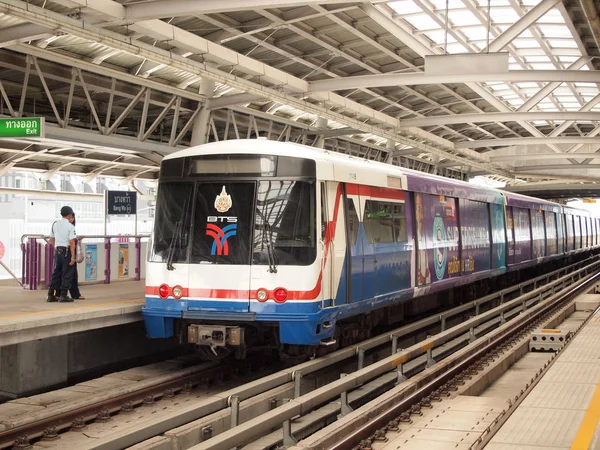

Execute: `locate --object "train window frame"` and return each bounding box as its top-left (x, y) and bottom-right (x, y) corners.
top-left (363, 199), bottom-right (407, 244)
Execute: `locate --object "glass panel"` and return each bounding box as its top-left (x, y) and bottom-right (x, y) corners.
top-left (545, 212), bottom-right (558, 255)
top-left (513, 207), bottom-right (532, 261)
top-left (415, 193), bottom-right (460, 284)
top-left (532, 210), bottom-right (546, 258)
top-left (363, 200), bottom-right (407, 244)
top-left (253, 180), bottom-right (316, 266)
top-left (459, 198), bottom-right (491, 273)
top-left (191, 183), bottom-right (255, 265)
top-left (150, 182), bottom-right (194, 263)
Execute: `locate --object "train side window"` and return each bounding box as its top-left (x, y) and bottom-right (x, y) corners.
top-left (545, 212), bottom-right (558, 255)
top-left (347, 198), bottom-right (359, 245)
top-left (363, 200), bottom-right (407, 244)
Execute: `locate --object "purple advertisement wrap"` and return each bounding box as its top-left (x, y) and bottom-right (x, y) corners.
top-left (415, 193), bottom-right (459, 286)
top-left (513, 207), bottom-right (532, 263)
top-left (459, 198), bottom-right (491, 274)
top-left (490, 203), bottom-right (506, 269)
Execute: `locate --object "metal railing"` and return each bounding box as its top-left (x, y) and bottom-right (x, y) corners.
top-left (20, 234), bottom-right (150, 290)
top-left (191, 256), bottom-right (600, 450)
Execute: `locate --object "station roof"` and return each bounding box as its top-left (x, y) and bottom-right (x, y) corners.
top-left (0, 0), bottom-right (599, 187)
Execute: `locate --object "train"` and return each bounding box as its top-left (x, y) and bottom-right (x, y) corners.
top-left (142, 139), bottom-right (600, 359)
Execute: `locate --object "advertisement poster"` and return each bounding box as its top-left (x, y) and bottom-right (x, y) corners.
top-left (85, 244), bottom-right (98, 281)
top-left (459, 198), bottom-right (491, 274)
top-left (490, 203), bottom-right (506, 269)
top-left (118, 244), bottom-right (129, 278)
top-left (415, 193), bottom-right (459, 286)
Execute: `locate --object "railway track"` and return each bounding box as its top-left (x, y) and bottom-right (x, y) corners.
top-left (183, 258), bottom-right (600, 450)
top-left (1, 256), bottom-right (598, 449)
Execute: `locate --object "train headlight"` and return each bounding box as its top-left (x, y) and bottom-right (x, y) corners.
top-left (256, 289), bottom-right (268, 302)
top-left (273, 288), bottom-right (288, 303)
top-left (172, 286), bottom-right (183, 299)
top-left (158, 284), bottom-right (170, 299)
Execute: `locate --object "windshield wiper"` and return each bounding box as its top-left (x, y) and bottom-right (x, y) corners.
top-left (166, 192), bottom-right (192, 271)
top-left (256, 208), bottom-right (278, 273)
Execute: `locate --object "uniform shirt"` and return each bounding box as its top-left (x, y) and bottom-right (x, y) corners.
top-left (51, 218), bottom-right (77, 247)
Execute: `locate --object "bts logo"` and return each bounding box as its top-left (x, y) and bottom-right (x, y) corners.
top-left (207, 216), bottom-right (237, 223)
top-left (206, 223), bottom-right (237, 256)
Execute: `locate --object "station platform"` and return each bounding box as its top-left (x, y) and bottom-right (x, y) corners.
top-left (0, 281), bottom-right (144, 346)
top-left (487, 307), bottom-right (600, 450)
top-left (0, 281), bottom-right (180, 399)
top-left (357, 294), bottom-right (600, 450)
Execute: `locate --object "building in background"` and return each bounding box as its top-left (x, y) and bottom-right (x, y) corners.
top-left (0, 171), bottom-right (156, 280)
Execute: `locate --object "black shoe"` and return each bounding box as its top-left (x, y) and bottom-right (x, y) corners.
top-left (59, 296), bottom-right (74, 303)
top-left (46, 289), bottom-right (57, 302)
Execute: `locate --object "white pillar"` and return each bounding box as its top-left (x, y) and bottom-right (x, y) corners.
top-left (385, 139), bottom-right (395, 162)
top-left (191, 77), bottom-right (216, 146)
top-left (314, 117), bottom-right (328, 149)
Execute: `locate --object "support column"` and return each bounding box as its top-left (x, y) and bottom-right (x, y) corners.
top-left (314, 117), bottom-right (328, 149)
top-left (385, 139), bottom-right (395, 162)
top-left (190, 76), bottom-right (216, 146)
top-left (0, 336), bottom-right (68, 398)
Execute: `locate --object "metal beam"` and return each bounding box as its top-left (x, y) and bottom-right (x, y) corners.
top-left (125, 0), bottom-right (359, 21)
top-left (491, 153), bottom-right (600, 161)
top-left (517, 57), bottom-right (589, 112)
top-left (0, 23), bottom-right (53, 48)
top-left (297, 127), bottom-right (362, 137)
top-left (207, 93), bottom-right (265, 110)
top-left (1, 0), bottom-right (503, 175)
top-left (310, 69), bottom-right (599, 92)
top-left (400, 112), bottom-right (600, 128)
top-left (516, 164), bottom-right (600, 171)
top-left (456, 137), bottom-right (600, 148)
top-left (484, 0), bottom-right (562, 52)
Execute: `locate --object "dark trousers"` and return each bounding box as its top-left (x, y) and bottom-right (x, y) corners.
top-left (49, 247), bottom-right (76, 296)
top-left (70, 267), bottom-right (81, 299)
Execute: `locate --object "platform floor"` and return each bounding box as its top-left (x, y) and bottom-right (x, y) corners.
top-left (486, 307), bottom-right (600, 450)
top-left (0, 281), bottom-right (145, 346)
top-left (368, 302), bottom-right (600, 450)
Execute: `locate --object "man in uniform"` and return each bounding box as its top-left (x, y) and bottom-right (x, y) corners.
top-left (46, 206), bottom-right (77, 303)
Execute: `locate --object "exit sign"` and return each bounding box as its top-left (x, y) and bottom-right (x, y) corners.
top-left (0, 117), bottom-right (44, 138)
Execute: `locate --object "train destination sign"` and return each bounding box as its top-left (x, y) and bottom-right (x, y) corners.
top-left (0, 117), bottom-right (44, 138)
top-left (106, 190), bottom-right (137, 215)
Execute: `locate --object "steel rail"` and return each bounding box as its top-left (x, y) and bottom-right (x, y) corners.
top-left (3, 256), bottom-right (595, 449)
top-left (0, 360), bottom-right (239, 449)
top-left (184, 259), bottom-right (600, 450)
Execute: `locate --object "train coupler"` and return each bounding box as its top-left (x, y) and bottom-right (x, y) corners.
top-left (187, 324), bottom-right (245, 352)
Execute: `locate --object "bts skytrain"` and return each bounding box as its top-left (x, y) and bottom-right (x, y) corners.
top-left (142, 140), bottom-right (600, 358)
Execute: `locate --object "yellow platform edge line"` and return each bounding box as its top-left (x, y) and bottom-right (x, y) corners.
top-left (571, 382), bottom-right (600, 450)
top-left (0, 298), bottom-right (144, 320)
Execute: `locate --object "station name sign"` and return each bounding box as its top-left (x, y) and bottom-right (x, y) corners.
top-left (106, 190), bottom-right (137, 215)
top-left (0, 117), bottom-right (44, 138)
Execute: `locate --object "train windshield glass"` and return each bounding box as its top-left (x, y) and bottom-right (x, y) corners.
top-left (150, 179), bottom-right (316, 266)
top-left (253, 180), bottom-right (316, 267)
top-left (190, 182), bottom-right (255, 265)
top-left (150, 182), bottom-right (194, 264)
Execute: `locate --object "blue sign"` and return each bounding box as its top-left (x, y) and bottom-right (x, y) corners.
top-left (85, 244), bottom-right (97, 281)
top-left (106, 190), bottom-right (137, 215)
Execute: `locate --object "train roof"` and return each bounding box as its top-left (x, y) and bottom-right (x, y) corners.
top-left (165, 140), bottom-right (595, 217)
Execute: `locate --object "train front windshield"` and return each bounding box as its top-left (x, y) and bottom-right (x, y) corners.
top-left (150, 154), bottom-right (317, 267)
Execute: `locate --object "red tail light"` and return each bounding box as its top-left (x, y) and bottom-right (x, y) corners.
top-left (158, 284), bottom-right (170, 299)
top-left (273, 288), bottom-right (288, 303)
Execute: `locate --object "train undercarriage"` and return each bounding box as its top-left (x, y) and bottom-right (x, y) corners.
top-left (176, 251), bottom-right (593, 362)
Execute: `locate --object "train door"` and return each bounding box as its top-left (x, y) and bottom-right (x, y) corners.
top-left (343, 184), bottom-right (364, 303)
